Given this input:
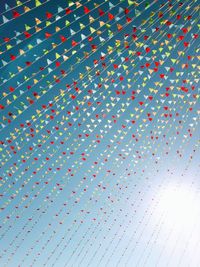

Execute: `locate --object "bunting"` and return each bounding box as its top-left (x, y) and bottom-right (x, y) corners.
top-left (0, 0), bottom-right (199, 266)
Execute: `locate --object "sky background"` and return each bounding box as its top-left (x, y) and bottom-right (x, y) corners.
top-left (0, 0), bottom-right (199, 266)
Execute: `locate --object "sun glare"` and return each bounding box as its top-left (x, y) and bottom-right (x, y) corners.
top-left (159, 183), bottom-right (200, 230)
